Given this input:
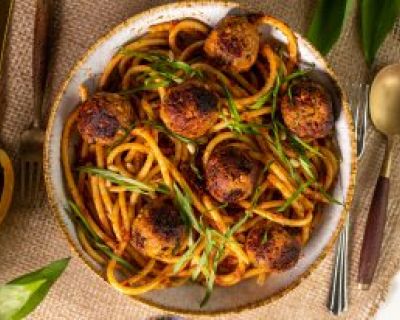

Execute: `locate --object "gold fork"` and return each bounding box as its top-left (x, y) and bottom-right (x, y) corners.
top-left (19, 0), bottom-right (51, 207)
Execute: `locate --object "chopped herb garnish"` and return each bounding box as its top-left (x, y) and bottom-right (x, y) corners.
top-left (287, 82), bottom-right (295, 105)
top-left (248, 91), bottom-right (272, 110)
top-left (299, 155), bottom-right (316, 179)
top-left (173, 237), bottom-right (202, 274)
top-left (119, 49), bottom-right (203, 79)
top-left (223, 85), bottom-right (260, 135)
top-left (68, 201), bottom-right (138, 272)
top-left (68, 200), bottom-right (100, 242)
top-left (277, 179), bottom-right (314, 212)
top-left (192, 250), bottom-right (208, 281)
top-left (189, 160), bottom-right (203, 180)
top-left (78, 167), bottom-right (168, 194)
top-left (203, 202), bottom-right (228, 214)
top-left (95, 243), bottom-right (137, 272)
top-left (271, 68), bottom-right (283, 120)
top-left (225, 212), bottom-right (252, 239)
top-left (261, 230), bottom-right (269, 245)
top-left (173, 184), bottom-right (202, 233)
top-left (109, 122), bottom-right (136, 149)
top-left (271, 123), bottom-right (300, 183)
top-left (318, 186), bottom-right (343, 205)
top-left (144, 121), bottom-right (200, 148)
top-left (120, 78), bottom-right (171, 95)
top-left (289, 133), bottom-right (322, 157)
top-left (251, 161), bottom-right (273, 207)
top-left (283, 68), bottom-right (312, 83)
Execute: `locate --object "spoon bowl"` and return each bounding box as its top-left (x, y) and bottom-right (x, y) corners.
top-left (370, 64), bottom-right (400, 136)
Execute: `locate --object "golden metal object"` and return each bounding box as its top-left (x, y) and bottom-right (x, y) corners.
top-left (358, 64), bottom-right (400, 289)
top-left (370, 64), bottom-right (400, 178)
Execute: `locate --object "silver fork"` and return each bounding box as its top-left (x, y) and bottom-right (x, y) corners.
top-left (19, 0), bottom-right (51, 207)
top-left (328, 83), bottom-right (369, 315)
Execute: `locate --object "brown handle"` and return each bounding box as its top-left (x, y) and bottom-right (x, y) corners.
top-left (32, 0), bottom-right (51, 128)
top-left (357, 175), bottom-right (390, 289)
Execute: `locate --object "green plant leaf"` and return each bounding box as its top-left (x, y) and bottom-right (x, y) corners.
top-left (307, 0), bottom-right (354, 55)
top-left (360, 0), bottom-right (400, 65)
top-left (0, 280), bottom-right (47, 320)
top-left (0, 258), bottom-right (70, 319)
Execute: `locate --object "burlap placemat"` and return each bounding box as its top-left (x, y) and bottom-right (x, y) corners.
top-left (0, 0), bottom-right (399, 319)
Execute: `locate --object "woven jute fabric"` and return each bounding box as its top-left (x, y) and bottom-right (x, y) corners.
top-left (0, 0), bottom-right (399, 319)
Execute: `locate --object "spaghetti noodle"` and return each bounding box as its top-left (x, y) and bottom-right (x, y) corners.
top-left (62, 15), bottom-right (340, 306)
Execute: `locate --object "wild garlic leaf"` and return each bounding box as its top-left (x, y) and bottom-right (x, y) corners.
top-left (307, 0), bottom-right (354, 55)
top-left (0, 280), bottom-right (47, 320)
top-left (0, 258), bottom-right (70, 320)
top-left (360, 0), bottom-right (400, 65)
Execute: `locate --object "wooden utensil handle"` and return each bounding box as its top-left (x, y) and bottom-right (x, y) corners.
top-left (358, 175), bottom-right (390, 289)
top-left (32, 0), bottom-right (51, 128)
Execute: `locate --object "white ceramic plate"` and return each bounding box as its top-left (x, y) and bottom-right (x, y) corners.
top-left (44, 1), bottom-right (356, 315)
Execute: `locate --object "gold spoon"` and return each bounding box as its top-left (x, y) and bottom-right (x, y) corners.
top-left (358, 63), bottom-right (400, 289)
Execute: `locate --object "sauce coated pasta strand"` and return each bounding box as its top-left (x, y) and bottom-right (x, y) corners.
top-left (62, 15), bottom-right (340, 304)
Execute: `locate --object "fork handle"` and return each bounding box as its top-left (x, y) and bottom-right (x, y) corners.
top-left (358, 139), bottom-right (392, 289)
top-left (32, 0), bottom-right (51, 128)
top-left (328, 219), bottom-right (349, 314)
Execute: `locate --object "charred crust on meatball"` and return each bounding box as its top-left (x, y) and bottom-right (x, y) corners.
top-left (77, 92), bottom-right (133, 145)
top-left (148, 203), bottom-right (185, 242)
top-left (130, 202), bottom-right (186, 256)
top-left (160, 81), bottom-right (219, 138)
top-left (131, 229), bottom-right (146, 250)
top-left (205, 146), bottom-right (259, 203)
top-left (281, 80), bottom-right (334, 139)
top-left (245, 225), bottom-right (301, 272)
top-left (204, 15), bottom-right (260, 73)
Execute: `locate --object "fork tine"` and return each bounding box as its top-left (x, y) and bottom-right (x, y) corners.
top-left (20, 160), bottom-right (26, 203)
top-left (34, 162), bottom-right (42, 208)
top-left (28, 161), bottom-right (35, 206)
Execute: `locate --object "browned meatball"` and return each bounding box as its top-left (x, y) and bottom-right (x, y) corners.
top-left (160, 81), bottom-right (219, 139)
top-left (245, 224), bottom-right (301, 272)
top-left (204, 16), bottom-right (260, 73)
top-left (130, 202), bottom-right (186, 257)
top-left (281, 80), bottom-right (334, 139)
top-left (77, 92), bottom-right (133, 145)
top-left (205, 146), bottom-right (259, 203)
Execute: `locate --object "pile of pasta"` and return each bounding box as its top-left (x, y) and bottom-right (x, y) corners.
top-left (62, 16), bottom-right (339, 305)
